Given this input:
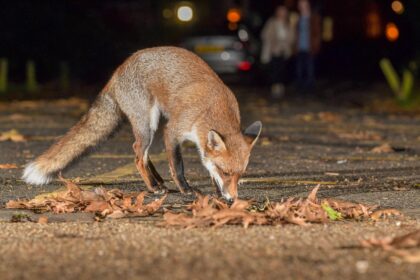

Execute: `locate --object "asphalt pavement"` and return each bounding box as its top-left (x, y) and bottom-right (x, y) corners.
top-left (0, 85), bottom-right (419, 279)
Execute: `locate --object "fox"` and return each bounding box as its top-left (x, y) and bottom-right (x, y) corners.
top-left (22, 46), bottom-right (262, 201)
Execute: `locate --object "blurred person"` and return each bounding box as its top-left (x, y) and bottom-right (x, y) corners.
top-left (295, 0), bottom-right (321, 92)
top-left (261, 5), bottom-right (295, 98)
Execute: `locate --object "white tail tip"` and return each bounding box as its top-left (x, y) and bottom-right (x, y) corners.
top-left (22, 162), bottom-right (52, 185)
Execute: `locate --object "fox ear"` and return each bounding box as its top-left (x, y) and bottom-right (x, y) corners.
top-left (244, 121), bottom-right (262, 147)
top-left (207, 130), bottom-right (226, 152)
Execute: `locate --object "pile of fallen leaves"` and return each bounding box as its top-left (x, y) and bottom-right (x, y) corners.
top-left (6, 178), bottom-right (166, 219)
top-left (7, 181), bottom-right (400, 227)
top-left (164, 196), bottom-right (267, 228)
top-left (163, 185), bottom-right (383, 228)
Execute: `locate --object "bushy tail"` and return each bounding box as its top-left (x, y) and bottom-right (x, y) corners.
top-left (23, 92), bottom-right (122, 185)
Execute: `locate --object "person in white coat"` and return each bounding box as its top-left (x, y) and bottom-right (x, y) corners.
top-left (261, 5), bottom-right (295, 98)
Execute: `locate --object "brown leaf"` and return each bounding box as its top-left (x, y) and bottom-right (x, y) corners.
top-left (6, 200), bottom-right (31, 209)
top-left (163, 212), bottom-right (196, 227)
top-left (84, 201), bottom-right (110, 212)
top-left (0, 114), bottom-right (30, 122)
top-left (143, 194), bottom-right (167, 214)
top-left (307, 184), bottom-right (321, 202)
top-left (323, 198), bottom-right (377, 219)
top-left (58, 176), bottom-right (82, 201)
top-left (163, 195), bottom-right (266, 228)
top-left (370, 209), bottom-right (402, 220)
top-left (0, 164), bottom-right (18, 169)
top-left (392, 250), bottom-right (420, 263)
top-left (107, 210), bottom-right (126, 219)
top-left (5, 176), bottom-right (166, 219)
top-left (371, 143), bottom-right (394, 154)
top-left (360, 237), bottom-right (394, 250)
top-left (38, 216), bottom-right (48, 224)
top-left (230, 199), bottom-right (251, 211)
top-left (391, 230), bottom-right (420, 248)
top-left (334, 130), bottom-right (382, 141)
top-left (163, 184), bottom-right (384, 228)
top-left (318, 112), bottom-right (342, 122)
top-left (360, 230), bottom-right (420, 250)
top-left (0, 129), bottom-right (26, 142)
top-left (134, 192), bottom-right (146, 209)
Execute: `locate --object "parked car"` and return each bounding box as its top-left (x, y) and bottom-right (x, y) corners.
top-left (180, 27), bottom-right (259, 78)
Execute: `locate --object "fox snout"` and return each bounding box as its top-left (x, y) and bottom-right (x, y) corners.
top-left (211, 173), bottom-right (240, 202)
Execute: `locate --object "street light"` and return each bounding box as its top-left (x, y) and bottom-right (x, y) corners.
top-left (391, 1), bottom-right (404, 15)
top-left (386, 23), bottom-right (399, 42)
top-left (177, 5), bottom-right (193, 22)
top-left (227, 8), bottom-right (241, 30)
top-left (227, 8), bottom-right (241, 23)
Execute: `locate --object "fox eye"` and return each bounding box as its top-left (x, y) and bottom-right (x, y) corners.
top-left (222, 171), bottom-right (231, 177)
top-left (216, 166), bottom-right (231, 177)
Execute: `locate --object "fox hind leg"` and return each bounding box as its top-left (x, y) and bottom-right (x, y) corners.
top-left (147, 158), bottom-right (164, 185)
top-left (132, 133), bottom-right (166, 194)
top-left (128, 103), bottom-right (166, 194)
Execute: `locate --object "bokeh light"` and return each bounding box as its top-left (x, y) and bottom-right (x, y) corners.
top-left (391, 1), bottom-right (404, 15)
top-left (227, 9), bottom-right (241, 23)
top-left (238, 29), bottom-right (249, 41)
top-left (177, 6), bottom-right (193, 22)
top-left (162, 8), bottom-right (172, 19)
top-left (386, 23), bottom-right (399, 42)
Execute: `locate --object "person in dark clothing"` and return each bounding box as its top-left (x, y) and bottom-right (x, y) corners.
top-left (295, 0), bottom-right (321, 91)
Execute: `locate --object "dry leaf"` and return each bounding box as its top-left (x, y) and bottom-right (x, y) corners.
top-left (164, 195), bottom-right (266, 229)
top-left (370, 209), bottom-right (402, 220)
top-left (318, 112), bottom-right (342, 122)
top-left (392, 250), bottom-right (420, 263)
top-left (323, 198), bottom-right (377, 219)
top-left (260, 137), bottom-right (272, 146)
top-left (6, 177), bottom-right (166, 219)
top-left (333, 130), bottom-right (382, 141)
top-left (391, 230), bottom-right (420, 248)
top-left (297, 113), bottom-right (314, 122)
top-left (84, 201), bottom-right (111, 213)
top-left (360, 230), bottom-right (420, 263)
top-left (0, 129), bottom-right (26, 142)
top-left (0, 164), bottom-right (18, 169)
top-left (107, 210), bottom-right (126, 219)
top-left (361, 229), bottom-right (420, 250)
top-left (0, 114), bottom-right (31, 122)
top-left (163, 185), bottom-right (381, 228)
top-left (371, 143), bottom-right (394, 154)
top-left (38, 216), bottom-right (48, 224)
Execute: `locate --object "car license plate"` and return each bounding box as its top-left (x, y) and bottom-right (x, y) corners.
top-left (194, 45), bottom-right (224, 53)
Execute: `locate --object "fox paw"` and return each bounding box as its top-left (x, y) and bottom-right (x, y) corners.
top-left (152, 185), bottom-right (168, 195)
top-left (183, 187), bottom-right (203, 197)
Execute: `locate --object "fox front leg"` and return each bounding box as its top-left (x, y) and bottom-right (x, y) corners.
top-left (164, 128), bottom-right (193, 194)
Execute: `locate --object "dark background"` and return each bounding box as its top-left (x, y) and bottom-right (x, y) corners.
top-left (1, 0), bottom-right (419, 86)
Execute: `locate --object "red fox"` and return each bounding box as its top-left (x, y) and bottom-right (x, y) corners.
top-left (22, 47), bottom-right (262, 201)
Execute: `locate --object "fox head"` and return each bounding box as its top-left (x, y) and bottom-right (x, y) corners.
top-left (202, 121), bottom-right (262, 202)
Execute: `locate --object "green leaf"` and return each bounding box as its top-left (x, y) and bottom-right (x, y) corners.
top-left (379, 58), bottom-right (400, 95)
top-left (401, 69), bottom-right (414, 101)
top-left (321, 202), bottom-right (342, 221)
